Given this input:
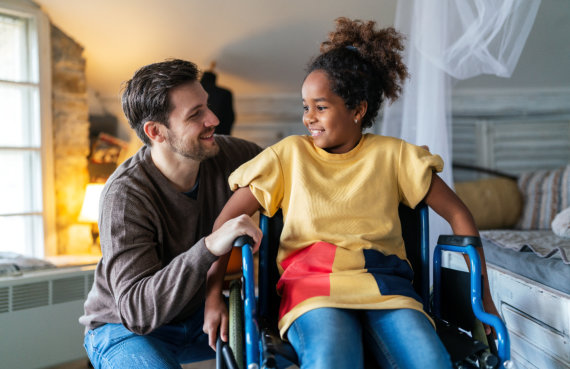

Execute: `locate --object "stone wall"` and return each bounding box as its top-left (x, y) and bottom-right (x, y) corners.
top-left (50, 25), bottom-right (91, 254)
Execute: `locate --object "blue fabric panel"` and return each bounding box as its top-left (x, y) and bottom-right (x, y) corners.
top-left (363, 249), bottom-right (422, 302)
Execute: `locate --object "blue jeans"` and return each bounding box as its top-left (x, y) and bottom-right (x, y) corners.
top-left (84, 306), bottom-right (214, 369)
top-left (287, 308), bottom-right (452, 369)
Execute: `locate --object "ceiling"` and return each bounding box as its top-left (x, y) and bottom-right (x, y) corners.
top-left (35, 0), bottom-right (397, 97)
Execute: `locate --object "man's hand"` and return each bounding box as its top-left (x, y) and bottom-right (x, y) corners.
top-left (205, 214), bottom-right (262, 256)
top-left (203, 293), bottom-right (228, 350)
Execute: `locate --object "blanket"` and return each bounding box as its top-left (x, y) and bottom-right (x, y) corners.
top-left (0, 252), bottom-right (55, 277)
top-left (481, 230), bottom-right (570, 265)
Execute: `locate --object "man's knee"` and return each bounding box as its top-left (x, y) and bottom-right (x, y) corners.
top-left (85, 324), bottom-right (180, 369)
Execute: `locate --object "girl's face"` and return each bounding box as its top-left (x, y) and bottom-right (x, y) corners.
top-left (302, 70), bottom-right (364, 154)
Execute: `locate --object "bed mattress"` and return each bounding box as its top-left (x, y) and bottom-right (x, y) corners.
top-left (481, 230), bottom-right (570, 294)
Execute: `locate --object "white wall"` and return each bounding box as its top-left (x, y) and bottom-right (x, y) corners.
top-left (52, 0), bottom-right (570, 145)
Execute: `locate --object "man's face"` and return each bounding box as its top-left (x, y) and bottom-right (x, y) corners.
top-left (164, 81), bottom-right (220, 161)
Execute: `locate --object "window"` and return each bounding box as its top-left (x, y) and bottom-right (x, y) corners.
top-left (0, 1), bottom-right (54, 258)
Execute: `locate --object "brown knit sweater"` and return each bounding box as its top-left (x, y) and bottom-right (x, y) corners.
top-left (79, 136), bottom-right (261, 334)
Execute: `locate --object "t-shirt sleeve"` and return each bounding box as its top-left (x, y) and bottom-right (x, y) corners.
top-left (228, 146), bottom-right (284, 217)
top-left (398, 141), bottom-right (444, 208)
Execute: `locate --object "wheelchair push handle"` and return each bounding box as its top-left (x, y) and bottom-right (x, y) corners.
top-left (233, 235), bottom-right (254, 248)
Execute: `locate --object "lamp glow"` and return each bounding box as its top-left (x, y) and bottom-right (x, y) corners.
top-left (79, 183), bottom-right (104, 223)
top-left (79, 183), bottom-right (105, 249)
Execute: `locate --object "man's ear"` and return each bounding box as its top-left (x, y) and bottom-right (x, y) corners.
top-left (143, 121), bottom-right (166, 143)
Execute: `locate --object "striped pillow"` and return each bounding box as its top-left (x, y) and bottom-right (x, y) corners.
top-left (516, 165), bottom-right (570, 230)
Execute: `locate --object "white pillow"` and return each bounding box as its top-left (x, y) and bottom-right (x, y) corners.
top-left (552, 207), bottom-right (570, 238)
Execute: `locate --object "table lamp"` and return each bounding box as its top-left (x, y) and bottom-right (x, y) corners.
top-left (78, 183), bottom-right (105, 251)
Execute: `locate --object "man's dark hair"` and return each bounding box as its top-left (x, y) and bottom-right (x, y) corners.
top-left (121, 59), bottom-right (199, 145)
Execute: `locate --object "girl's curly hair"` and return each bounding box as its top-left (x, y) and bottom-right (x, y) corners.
top-left (306, 17), bottom-right (408, 129)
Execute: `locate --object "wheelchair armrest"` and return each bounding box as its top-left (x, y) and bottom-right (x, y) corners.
top-left (437, 235), bottom-right (482, 247)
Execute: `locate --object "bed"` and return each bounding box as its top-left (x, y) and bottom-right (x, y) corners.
top-left (482, 233), bottom-right (569, 369)
top-left (453, 165), bottom-right (570, 369)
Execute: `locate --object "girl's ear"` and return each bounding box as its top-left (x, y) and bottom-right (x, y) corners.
top-left (144, 121), bottom-right (166, 143)
top-left (355, 101), bottom-right (368, 122)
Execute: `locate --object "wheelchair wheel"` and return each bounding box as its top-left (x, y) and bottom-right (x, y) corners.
top-left (228, 279), bottom-right (244, 369)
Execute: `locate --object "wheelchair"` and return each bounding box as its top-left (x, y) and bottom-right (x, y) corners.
top-left (216, 203), bottom-right (512, 369)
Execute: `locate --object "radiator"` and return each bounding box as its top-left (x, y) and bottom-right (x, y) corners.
top-left (0, 265), bottom-right (95, 369)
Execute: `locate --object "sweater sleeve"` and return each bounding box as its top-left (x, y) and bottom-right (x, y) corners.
top-left (397, 141), bottom-right (444, 209)
top-left (99, 183), bottom-right (218, 335)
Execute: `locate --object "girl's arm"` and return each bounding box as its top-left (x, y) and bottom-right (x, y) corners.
top-left (423, 173), bottom-right (500, 335)
top-left (203, 187), bottom-right (262, 349)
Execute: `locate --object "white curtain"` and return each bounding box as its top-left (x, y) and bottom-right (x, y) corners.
top-left (381, 0), bottom-right (541, 265)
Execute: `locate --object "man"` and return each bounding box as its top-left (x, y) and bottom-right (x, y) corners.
top-left (200, 69), bottom-right (235, 135)
top-left (79, 59), bottom-right (263, 368)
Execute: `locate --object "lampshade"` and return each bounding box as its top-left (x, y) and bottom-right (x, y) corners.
top-left (78, 183), bottom-right (105, 223)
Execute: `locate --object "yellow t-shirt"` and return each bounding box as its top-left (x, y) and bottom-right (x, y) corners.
top-left (229, 134), bottom-right (443, 337)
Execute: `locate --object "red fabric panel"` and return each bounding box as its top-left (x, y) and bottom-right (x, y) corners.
top-left (277, 242), bottom-right (336, 319)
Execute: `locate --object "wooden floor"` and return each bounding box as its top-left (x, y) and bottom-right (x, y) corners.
top-left (46, 357), bottom-right (297, 368)
top-left (44, 358), bottom-right (217, 369)
top-left (43, 359), bottom-right (90, 369)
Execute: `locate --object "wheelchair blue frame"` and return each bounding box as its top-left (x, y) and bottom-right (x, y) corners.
top-left (241, 239), bottom-right (259, 368)
top-left (433, 240), bottom-right (511, 365)
top-left (233, 205), bottom-right (511, 368)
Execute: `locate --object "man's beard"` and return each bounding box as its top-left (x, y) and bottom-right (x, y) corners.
top-left (166, 131), bottom-right (219, 161)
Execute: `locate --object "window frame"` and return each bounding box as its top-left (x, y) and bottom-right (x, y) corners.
top-left (0, 0), bottom-right (56, 257)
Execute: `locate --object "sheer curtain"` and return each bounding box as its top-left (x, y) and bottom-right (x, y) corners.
top-left (381, 0), bottom-right (541, 262)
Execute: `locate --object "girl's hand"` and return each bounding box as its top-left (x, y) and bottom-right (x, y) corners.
top-left (482, 284), bottom-right (500, 337)
top-left (203, 293), bottom-right (228, 350)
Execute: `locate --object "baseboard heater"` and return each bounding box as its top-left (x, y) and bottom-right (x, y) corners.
top-left (0, 265), bottom-right (95, 369)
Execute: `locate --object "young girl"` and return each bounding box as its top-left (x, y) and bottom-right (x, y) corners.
top-left (204, 18), bottom-right (499, 369)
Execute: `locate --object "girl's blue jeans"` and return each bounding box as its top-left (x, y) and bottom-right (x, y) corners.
top-left (84, 305), bottom-right (214, 369)
top-left (286, 307), bottom-right (453, 369)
